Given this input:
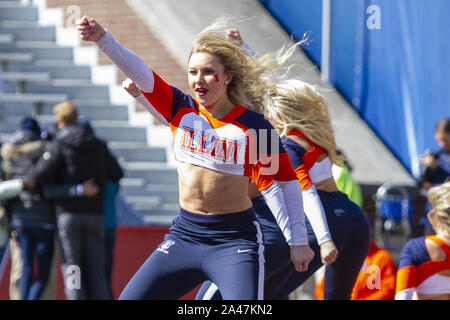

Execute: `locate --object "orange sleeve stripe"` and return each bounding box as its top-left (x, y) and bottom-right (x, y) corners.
top-left (294, 165), bottom-right (313, 191)
top-left (396, 265), bottom-right (418, 293)
top-left (141, 72), bottom-right (173, 121)
top-left (273, 152), bottom-right (298, 181)
top-left (251, 153), bottom-right (298, 191)
top-left (417, 260), bottom-right (450, 285)
top-left (250, 159), bottom-right (276, 191)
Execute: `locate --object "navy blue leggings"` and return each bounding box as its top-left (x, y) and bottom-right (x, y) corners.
top-left (119, 208), bottom-right (265, 300)
top-left (197, 191), bottom-right (370, 300)
top-left (272, 191), bottom-right (370, 299)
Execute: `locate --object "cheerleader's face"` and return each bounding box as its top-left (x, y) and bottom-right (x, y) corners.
top-left (188, 51), bottom-right (232, 109)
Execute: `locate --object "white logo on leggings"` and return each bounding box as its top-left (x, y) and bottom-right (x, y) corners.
top-left (157, 240), bottom-right (175, 254)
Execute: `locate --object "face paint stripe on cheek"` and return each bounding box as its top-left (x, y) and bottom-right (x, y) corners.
top-left (214, 74), bottom-right (219, 82)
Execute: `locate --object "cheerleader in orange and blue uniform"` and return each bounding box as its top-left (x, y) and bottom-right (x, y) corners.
top-left (396, 181), bottom-right (450, 300)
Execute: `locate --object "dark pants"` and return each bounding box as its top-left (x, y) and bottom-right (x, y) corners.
top-left (272, 191), bottom-right (370, 300)
top-left (13, 224), bottom-right (54, 300)
top-left (56, 212), bottom-right (109, 300)
top-left (197, 191), bottom-right (370, 300)
top-left (119, 208), bottom-right (264, 300)
top-left (195, 197), bottom-right (291, 300)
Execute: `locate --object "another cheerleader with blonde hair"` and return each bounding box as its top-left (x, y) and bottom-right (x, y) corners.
top-left (77, 16), bottom-right (314, 299)
top-left (195, 30), bottom-right (370, 299)
top-left (264, 79), bottom-right (371, 299)
top-left (396, 181), bottom-right (450, 300)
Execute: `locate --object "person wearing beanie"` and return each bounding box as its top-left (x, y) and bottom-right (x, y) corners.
top-left (19, 117), bottom-right (41, 138)
top-left (0, 116), bottom-right (54, 300)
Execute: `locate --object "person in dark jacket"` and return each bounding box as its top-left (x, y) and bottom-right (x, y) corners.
top-left (420, 119), bottom-right (450, 233)
top-left (0, 116), bottom-right (55, 300)
top-left (31, 102), bottom-right (123, 300)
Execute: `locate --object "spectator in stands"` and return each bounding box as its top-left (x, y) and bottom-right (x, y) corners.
top-left (420, 119), bottom-right (450, 233)
top-left (29, 102), bottom-right (123, 300)
top-left (0, 116), bottom-right (55, 300)
top-left (332, 149), bottom-right (363, 208)
top-left (395, 180), bottom-right (450, 300)
top-left (77, 16), bottom-right (314, 300)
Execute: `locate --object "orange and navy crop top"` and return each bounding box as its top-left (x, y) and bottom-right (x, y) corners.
top-left (96, 31), bottom-right (308, 246)
top-left (280, 131), bottom-right (333, 245)
top-left (396, 235), bottom-right (450, 299)
top-left (140, 72), bottom-right (297, 190)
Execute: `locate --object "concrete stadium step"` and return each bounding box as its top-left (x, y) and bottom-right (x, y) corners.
top-left (2, 71), bottom-right (50, 93)
top-left (144, 184), bottom-right (179, 203)
top-left (121, 162), bottom-right (178, 185)
top-left (90, 121), bottom-right (147, 142)
top-left (4, 42), bottom-right (73, 60)
top-left (0, 133), bottom-right (11, 143)
top-left (124, 195), bottom-right (163, 209)
top-left (0, 52), bottom-right (33, 70)
top-left (120, 183), bottom-right (179, 203)
top-left (108, 141), bottom-right (167, 162)
top-left (2, 79), bottom-right (110, 100)
top-left (0, 117), bottom-right (148, 143)
top-left (0, 101), bottom-right (128, 121)
top-left (0, 33), bottom-right (13, 49)
top-left (141, 213), bottom-right (178, 226)
top-left (6, 61), bottom-right (91, 80)
top-left (119, 177), bottom-right (146, 189)
top-left (0, 3), bottom-right (38, 22)
top-left (2, 71), bottom-right (50, 82)
top-left (134, 205), bottom-right (179, 217)
top-left (0, 92), bottom-right (68, 107)
top-left (0, 21), bottom-right (55, 41)
top-left (140, 206), bottom-right (179, 226)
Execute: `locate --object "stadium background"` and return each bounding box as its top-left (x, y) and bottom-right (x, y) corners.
top-left (0, 0), bottom-right (448, 300)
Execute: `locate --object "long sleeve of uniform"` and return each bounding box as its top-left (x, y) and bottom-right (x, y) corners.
top-left (249, 123), bottom-right (308, 246)
top-left (283, 139), bottom-right (332, 245)
top-left (97, 32), bottom-right (193, 125)
top-left (261, 179), bottom-right (308, 246)
top-left (96, 32), bottom-right (155, 93)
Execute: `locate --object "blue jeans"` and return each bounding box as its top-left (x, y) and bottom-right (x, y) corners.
top-left (13, 224), bottom-right (55, 300)
top-left (56, 212), bottom-right (109, 300)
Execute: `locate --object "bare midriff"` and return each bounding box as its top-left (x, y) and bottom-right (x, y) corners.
top-left (178, 162), bottom-right (252, 214)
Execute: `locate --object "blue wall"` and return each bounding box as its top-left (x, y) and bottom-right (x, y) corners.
top-left (260, 0), bottom-right (323, 66)
top-left (260, 0), bottom-right (450, 179)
